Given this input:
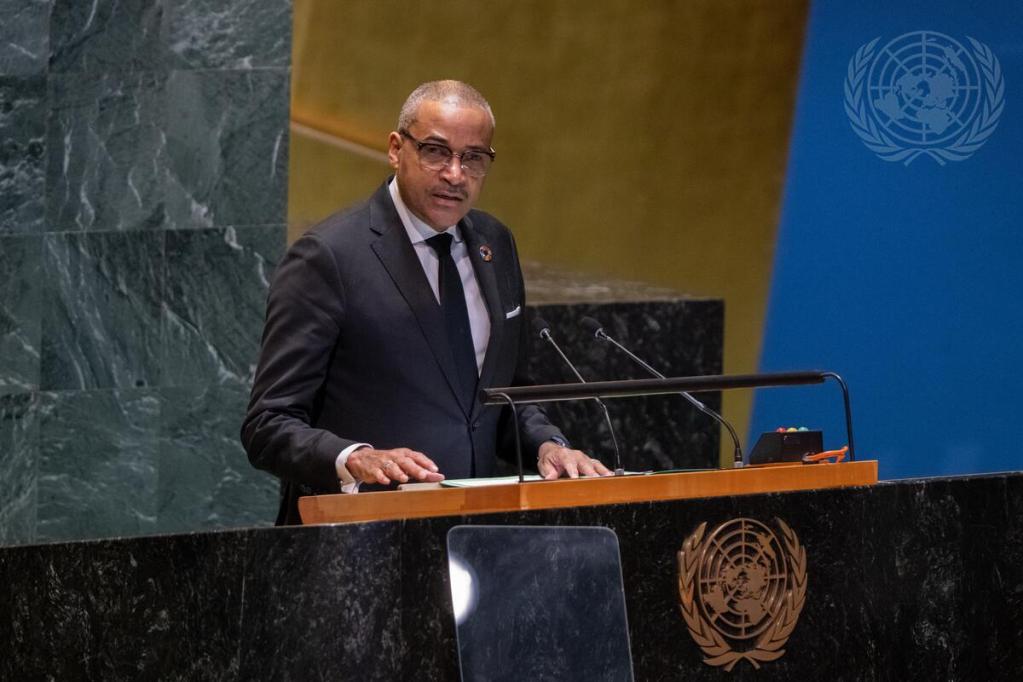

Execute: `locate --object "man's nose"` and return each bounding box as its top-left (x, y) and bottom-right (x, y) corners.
top-left (439, 154), bottom-right (467, 183)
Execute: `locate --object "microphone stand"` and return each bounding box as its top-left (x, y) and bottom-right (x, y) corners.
top-left (583, 317), bottom-right (744, 468)
top-left (535, 318), bottom-right (626, 476)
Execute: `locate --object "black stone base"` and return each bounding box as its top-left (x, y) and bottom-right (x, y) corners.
top-left (525, 299), bottom-right (724, 473)
top-left (3, 472), bottom-right (1022, 680)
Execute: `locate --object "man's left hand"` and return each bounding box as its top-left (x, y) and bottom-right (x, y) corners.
top-left (537, 442), bottom-right (613, 480)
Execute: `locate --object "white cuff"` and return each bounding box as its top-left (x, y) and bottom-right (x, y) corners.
top-left (336, 443), bottom-right (371, 494)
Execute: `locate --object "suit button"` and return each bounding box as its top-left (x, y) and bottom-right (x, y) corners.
top-left (471, 421), bottom-right (479, 431)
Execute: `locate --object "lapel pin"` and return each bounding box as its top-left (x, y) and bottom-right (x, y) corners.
top-left (479, 245), bottom-right (493, 262)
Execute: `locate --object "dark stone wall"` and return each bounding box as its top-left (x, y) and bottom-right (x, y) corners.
top-left (2, 472), bottom-right (1021, 680)
top-left (527, 299), bottom-right (724, 472)
top-left (0, 0), bottom-right (291, 545)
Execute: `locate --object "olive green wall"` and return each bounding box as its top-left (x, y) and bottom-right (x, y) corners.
top-left (288, 0), bottom-right (810, 465)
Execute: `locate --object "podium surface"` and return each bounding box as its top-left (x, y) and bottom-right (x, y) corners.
top-left (298, 460), bottom-right (879, 524)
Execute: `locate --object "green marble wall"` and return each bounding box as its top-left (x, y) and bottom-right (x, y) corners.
top-left (0, 0), bottom-right (291, 545)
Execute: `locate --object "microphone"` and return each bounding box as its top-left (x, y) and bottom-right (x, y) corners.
top-left (580, 316), bottom-right (744, 468)
top-left (532, 316), bottom-right (625, 476)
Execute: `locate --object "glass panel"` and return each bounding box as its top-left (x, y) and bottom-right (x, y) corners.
top-left (447, 525), bottom-right (634, 682)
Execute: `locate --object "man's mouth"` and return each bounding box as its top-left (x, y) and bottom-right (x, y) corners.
top-left (432, 190), bottom-right (466, 204)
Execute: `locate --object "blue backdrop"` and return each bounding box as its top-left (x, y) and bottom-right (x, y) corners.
top-left (752, 0), bottom-right (1023, 479)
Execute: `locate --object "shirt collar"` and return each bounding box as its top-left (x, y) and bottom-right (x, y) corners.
top-left (388, 178), bottom-right (462, 246)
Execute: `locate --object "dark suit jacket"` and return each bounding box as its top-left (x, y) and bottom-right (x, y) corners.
top-left (242, 181), bottom-right (566, 524)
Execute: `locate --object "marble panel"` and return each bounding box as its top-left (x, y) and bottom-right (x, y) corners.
top-left (238, 524), bottom-right (404, 680)
top-left (525, 300), bottom-right (724, 472)
top-left (0, 76), bottom-right (46, 234)
top-left (0, 531), bottom-right (247, 679)
top-left (604, 487), bottom-right (864, 680)
top-left (46, 71), bottom-right (169, 232)
top-left (0, 392), bottom-right (38, 546)
top-left (39, 230), bottom-right (163, 390)
top-left (162, 225), bottom-right (284, 387)
top-left (0, 235), bottom-right (42, 394)
top-left (167, 0), bottom-right (291, 70)
top-left (0, 0), bottom-right (52, 76)
top-left (397, 515), bottom-right (470, 680)
top-left (851, 476), bottom-right (1023, 680)
top-left (156, 383), bottom-right (277, 534)
top-left (3, 474), bottom-right (1023, 678)
top-left (882, 482), bottom-right (969, 677)
top-left (952, 476), bottom-right (1023, 676)
top-left (163, 68), bottom-right (289, 230)
top-left (48, 0), bottom-right (170, 75)
top-left (393, 477), bottom-right (1023, 681)
top-left (36, 388), bottom-right (160, 542)
top-left (522, 259), bottom-right (685, 304)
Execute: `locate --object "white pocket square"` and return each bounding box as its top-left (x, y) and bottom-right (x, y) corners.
top-left (505, 305), bottom-right (522, 319)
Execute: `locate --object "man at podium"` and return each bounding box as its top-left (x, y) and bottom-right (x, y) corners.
top-left (242, 80), bottom-right (610, 524)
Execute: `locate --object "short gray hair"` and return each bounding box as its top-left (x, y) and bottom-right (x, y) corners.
top-left (397, 80), bottom-right (495, 132)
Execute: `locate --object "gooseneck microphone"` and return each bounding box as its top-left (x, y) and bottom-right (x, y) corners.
top-left (580, 316), bottom-right (744, 468)
top-left (532, 316), bottom-right (625, 476)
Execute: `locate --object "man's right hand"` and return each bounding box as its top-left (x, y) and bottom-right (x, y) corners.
top-left (346, 447), bottom-right (445, 486)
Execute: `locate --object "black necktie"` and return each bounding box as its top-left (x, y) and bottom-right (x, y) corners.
top-left (426, 232), bottom-right (478, 406)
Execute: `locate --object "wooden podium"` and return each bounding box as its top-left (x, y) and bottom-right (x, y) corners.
top-left (14, 465), bottom-right (1023, 679)
top-left (298, 460), bottom-right (878, 525)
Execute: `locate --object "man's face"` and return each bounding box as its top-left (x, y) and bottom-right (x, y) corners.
top-left (388, 99), bottom-right (494, 230)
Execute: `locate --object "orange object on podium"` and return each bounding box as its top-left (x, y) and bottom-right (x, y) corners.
top-left (298, 460), bottom-right (878, 525)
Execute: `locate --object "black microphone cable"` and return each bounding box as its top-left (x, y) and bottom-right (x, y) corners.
top-left (533, 316), bottom-right (625, 476)
top-left (580, 316), bottom-right (744, 468)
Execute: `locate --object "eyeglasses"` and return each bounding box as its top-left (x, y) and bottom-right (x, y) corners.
top-left (399, 130), bottom-right (496, 178)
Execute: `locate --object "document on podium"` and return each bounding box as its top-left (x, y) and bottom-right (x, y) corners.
top-left (398, 471), bottom-right (674, 491)
top-left (441, 475), bottom-right (544, 488)
top-left (438, 472), bottom-right (661, 488)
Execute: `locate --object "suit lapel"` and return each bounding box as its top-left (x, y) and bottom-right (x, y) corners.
top-left (461, 216), bottom-right (505, 418)
top-left (368, 185), bottom-right (470, 416)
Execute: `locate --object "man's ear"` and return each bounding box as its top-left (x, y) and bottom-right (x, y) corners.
top-left (387, 131), bottom-right (402, 170)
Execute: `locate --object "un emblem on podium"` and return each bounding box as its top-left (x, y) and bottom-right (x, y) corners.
top-left (677, 518), bottom-right (807, 671)
top-left (844, 31), bottom-right (1005, 165)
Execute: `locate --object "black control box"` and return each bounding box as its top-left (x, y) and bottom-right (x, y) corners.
top-left (747, 430), bottom-right (823, 466)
